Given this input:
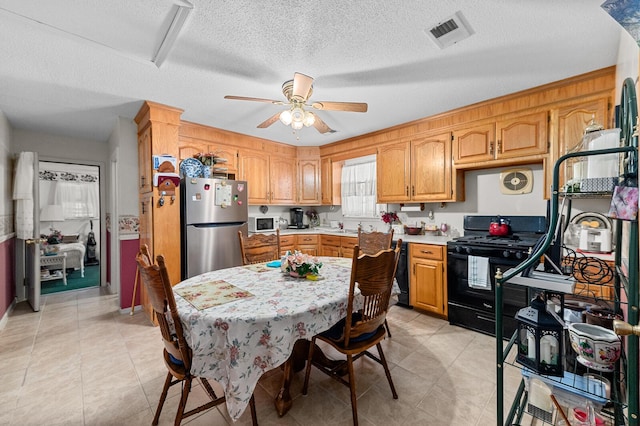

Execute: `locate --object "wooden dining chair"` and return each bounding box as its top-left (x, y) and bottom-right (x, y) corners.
top-left (302, 241), bottom-right (402, 426)
top-left (238, 229), bottom-right (281, 265)
top-left (357, 227), bottom-right (394, 337)
top-left (135, 244), bottom-right (258, 426)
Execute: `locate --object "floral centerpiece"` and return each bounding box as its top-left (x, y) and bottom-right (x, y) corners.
top-left (283, 250), bottom-right (323, 278)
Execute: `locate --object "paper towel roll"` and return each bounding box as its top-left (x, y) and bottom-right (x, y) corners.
top-left (400, 205), bottom-right (422, 212)
top-left (586, 129), bottom-right (620, 178)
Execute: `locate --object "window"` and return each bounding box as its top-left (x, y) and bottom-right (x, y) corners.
top-left (340, 155), bottom-right (384, 218)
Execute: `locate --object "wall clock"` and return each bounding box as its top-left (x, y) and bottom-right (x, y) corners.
top-left (500, 168), bottom-right (533, 194)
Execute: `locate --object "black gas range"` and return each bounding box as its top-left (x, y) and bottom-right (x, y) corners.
top-left (447, 215), bottom-right (547, 338)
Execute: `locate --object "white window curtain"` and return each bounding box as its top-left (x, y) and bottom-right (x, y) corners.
top-left (341, 156), bottom-right (378, 218)
top-left (54, 181), bottom-right (99, 219)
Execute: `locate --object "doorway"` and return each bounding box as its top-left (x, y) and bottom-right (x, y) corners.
top-left (38, 161), bottom-right (101, 294)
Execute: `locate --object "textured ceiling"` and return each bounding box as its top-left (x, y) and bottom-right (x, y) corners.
top-left (0, 0), bottom-right (626, 147)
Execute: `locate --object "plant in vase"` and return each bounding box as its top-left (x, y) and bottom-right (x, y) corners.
top-left (380, 211), bottom-right (400, 231)
top-left (284, 250), bottom-right (323, 278)
top-left (305, 209), bottom-right (320, 227)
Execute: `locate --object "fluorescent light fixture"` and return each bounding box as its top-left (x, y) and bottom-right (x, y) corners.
top-left (152, 1), bottom-right (194, 67)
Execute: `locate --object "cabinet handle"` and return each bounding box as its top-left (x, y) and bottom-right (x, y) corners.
top-left (141, 201), bottom-right (146, 214)
top-left (140, 176), bottom-right (145, 188)
top-left (489, 142), bottom-right (494, 155)
top-left (421, 250), bottom-right (433, 254)
top-left (497, 139), bottom-right (502, 153)
top-left (412, 186), bottom-right (415, 196)
top-left (406, 186), bottom-right (409, 196)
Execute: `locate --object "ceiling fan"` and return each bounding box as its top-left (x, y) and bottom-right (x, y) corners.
top-left (224, 72), bottom-right (368, 134)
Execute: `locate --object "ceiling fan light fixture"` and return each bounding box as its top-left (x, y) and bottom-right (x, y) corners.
top-left (291, 120), bottom-right (304, 130)
top-left (279, 109), bottom-right (293, 125)
top-left (303, 111), bottom-right (316, 127)
top-left (291, 106), bottom-right (305, 123)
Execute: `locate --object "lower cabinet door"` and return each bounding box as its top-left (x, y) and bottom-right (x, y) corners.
top-left (410, 258), bottom-right (444, 315)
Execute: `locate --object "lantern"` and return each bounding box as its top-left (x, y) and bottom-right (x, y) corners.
top-left (516, 293), bottom-right (564, 377)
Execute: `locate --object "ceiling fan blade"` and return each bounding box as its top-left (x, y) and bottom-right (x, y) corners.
top-left (291, 72), bottom-right (314, 101)
top-left (257, 112), bottom-right (282, 128)
top-left (312, 115), bottom-right (335, 134)
top-left (224, 95), bottom-right (285, 105)
top-left (311, 101), bottom-right (368, 112)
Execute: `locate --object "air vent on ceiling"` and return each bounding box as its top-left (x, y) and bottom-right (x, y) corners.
top-left (425, 11), bottom-right (474, 49)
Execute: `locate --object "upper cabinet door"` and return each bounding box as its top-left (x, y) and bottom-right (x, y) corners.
top-left (496, 111), bottom-right (548, 159)
top-left (270, 156), bottom-right (297, 205)
top-left (320, 157), bottom-right (333, 205)
top-left (377, 141), bottom-right (411, 202)
top-left (240, 151), bottom-right (270, 204)
top-left (298, 159), bottom-right (321, 205)
top-left (411, 132), bottom-right (452, 201)
top-left (452, 123), bottom-right (495, 165)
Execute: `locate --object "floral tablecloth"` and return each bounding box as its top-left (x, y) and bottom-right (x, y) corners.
top-left (173, 256), bottom-right (359, 421)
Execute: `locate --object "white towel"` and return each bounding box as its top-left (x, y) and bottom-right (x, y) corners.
top-left (468, 255), bottom-right (490, 290)
top-left (12, 152), bottom-right (35, 239)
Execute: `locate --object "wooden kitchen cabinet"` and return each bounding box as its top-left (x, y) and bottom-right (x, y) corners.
top-left (320, 157), bottom-right (333, 205)
top-left (298, 158), bottom-right (321, 205)
top-left (547, 97), bottom-right (610, 197)
top-left (340, 236), bottom-right (358, 259)
top-left (138, 126), bottom-right (152, 193)
top-left (453, 111), bottom-right (548, 167)
top-left (377, 132), bottom-right (461, 203)
top-left (135, 101), bottom-right (183, 325)
top-left (320, 235), bottom-right (341, 257)
top-left (178, 141), bottom-right (239, 178)
top-left (279, 234), bottom-right (319, 255)
top-left (296, 234), bottom-right (319, 255)
top-left (280, 234), bottom-right (295, 255)
top-left (409, 243), bottom-right (447, 317)
top-left (240, 151), bottom-right (296, 205)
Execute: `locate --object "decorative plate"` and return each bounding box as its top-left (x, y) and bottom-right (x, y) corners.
top-left (180, 158), bottom-right (204, 178)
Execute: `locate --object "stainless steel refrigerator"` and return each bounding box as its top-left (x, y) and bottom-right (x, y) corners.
top-left (181, 178), bottom-right (248, 279)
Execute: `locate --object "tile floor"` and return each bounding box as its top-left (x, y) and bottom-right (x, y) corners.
top-left (0, 287), bottom-right (531, 426)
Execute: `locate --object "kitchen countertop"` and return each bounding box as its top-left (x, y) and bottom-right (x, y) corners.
top-left (274, 227), bottom-right (453, 246)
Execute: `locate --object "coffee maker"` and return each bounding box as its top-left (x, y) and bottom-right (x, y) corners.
top-left (289, 208), bottom-right (307, 229)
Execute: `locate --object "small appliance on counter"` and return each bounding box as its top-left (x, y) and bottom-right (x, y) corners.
top-left (289, 207), bottom-right (308, 229)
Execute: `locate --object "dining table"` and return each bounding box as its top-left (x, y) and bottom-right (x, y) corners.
top-left (172, 256), bottom-right (373, 421)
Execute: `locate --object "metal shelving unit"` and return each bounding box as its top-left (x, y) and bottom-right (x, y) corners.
top-left (496, 78), bottom-right (639, 426)
top-left (496, 146), bottom-right (638, 425)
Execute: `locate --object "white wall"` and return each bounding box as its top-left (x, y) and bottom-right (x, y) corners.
top-left (0, 111), bottom-right (12, 238)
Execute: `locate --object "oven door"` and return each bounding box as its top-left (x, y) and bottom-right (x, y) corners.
top-left (446, 252), bottom-right (529, 313)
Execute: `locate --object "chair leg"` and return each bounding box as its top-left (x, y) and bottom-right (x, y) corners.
top-left (175, 377), bottom-right (193, 426)
top-left (376, 342), bottom-right (398, 399)
top-left (347, 354), bottom-right (358, 426)
top-left (384, 319), bottom-right (392, 338)
top-left (249, 393), bottom-right (259, 426)
top-left (302, 337), bottom-right (316, 395)
top-left (153, 372), bottom-right (173, 425)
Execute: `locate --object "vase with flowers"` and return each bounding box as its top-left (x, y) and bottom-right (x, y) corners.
top-left (283, 250), bottom-right (323, 278)
top-left (380, 211), bottom-right (400, 231)
top-left (305, 209), bottom-right (320, 227)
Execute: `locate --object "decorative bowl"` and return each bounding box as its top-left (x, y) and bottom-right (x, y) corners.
top-left (568, 322), bottom-right (621, 372)
top-left (404, 226), bottom-right (422, 235)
